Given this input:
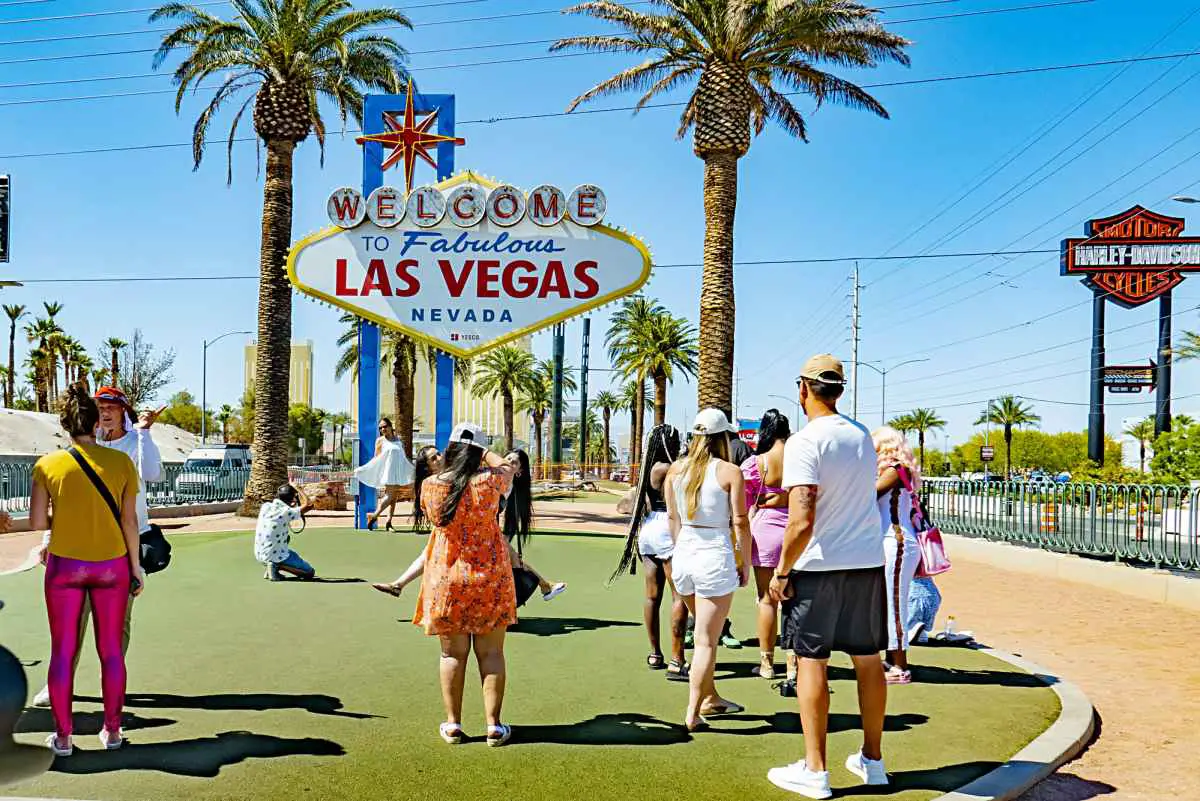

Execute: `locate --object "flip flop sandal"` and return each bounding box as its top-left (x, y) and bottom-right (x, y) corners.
top-left (700, 700), bottom-right (745, 716)
top-left (647, 653), bottom-right (666, 670)
top-left (666, 660), bottom-right (690, 682)
top-left (372, 583), bottom-right (402, 597)
top-left (439, 723), bottom-right (465, 744)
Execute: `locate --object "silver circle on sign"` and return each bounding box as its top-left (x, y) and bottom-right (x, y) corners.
top-left (486, 185), bottom-right (527, 228)
top-left (366, 186), bottom-right (405, 228)
top-left (567, 184), bottom-right (606, 227)
top-left (328, 186), bottom-right (366, 229)
top-left (527, 185), bottom-right (567, 227)
top-left (407, 186), bottom-right (446, 228)
top-left (447, 183), bottom-right (486, 228)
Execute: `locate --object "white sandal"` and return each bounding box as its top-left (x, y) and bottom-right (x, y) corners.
top-left (486, 723), bottom-right (512, 747)
top-left (439, 722), bottom-right (465, 744)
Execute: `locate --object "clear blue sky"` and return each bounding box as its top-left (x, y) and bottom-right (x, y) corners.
top-left (2, 0), bottom-right (1197, 451)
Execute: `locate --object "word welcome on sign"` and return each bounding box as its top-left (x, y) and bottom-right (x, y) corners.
top-left (289, 173), bottom-right (650, 358)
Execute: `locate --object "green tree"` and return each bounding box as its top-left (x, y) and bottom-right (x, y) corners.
top-left (607, 297), bottom-right (662, 468)
top-left (1124, 417), bottom-right (1156, 474)
top-left (230, 388), bottom-right (256, 444)
top-left (887, 414), bottom-right (914, 434)
top-left (159, 390), bottom-right (212, 434)
top-left (326, 411), bottom-right (353, 468)
top-left (906, 408), bottom-right (946, 472)
top-left (103, 338), bottom-right (127, 389)
top-left (152, 0), bottom-right (412, 513)
top-left (975, 396), bottom-right (1041, 479)
top-left (517, 372), bottom-right (553, 479)
top-left (3, 304), bottom-right (26, 408)
top-left (24, 317), bottom-right (57, 412)
top-left (216, 404), bottom-right (237, 444)
top-left (288, 404), bottom-right (327, 463)
top-left (474, 346), bottom-right (537, 450)
top-left (12, 384), bottom-right (34, 412)
top-left (594, 389), bottom-right (621, 468)
top-left (554, 0), bottom-right (909, 413)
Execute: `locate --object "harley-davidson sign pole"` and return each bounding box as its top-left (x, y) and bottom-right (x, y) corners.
top-left (1157, 291), bottom-right (1172, 436)
top-left (1089, 289), bottom-right (1105, 464)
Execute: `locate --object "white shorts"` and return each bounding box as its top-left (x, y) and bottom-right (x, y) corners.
top-left (671, 528), bottom-right (738, 598)
top-left (638, 511), bottom-right (674, 559)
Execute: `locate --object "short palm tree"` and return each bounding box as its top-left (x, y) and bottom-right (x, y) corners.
top-left (3, 304), bottom-right (26, 407)
top-left (24, 318), bottom-right (57, 412)
top-left (594, 390), bottom-right (621, 469)
top-left (1124, 417), bottom-right (1156, 473)
top-left (326, 411), bottom-right (352, 467)
top-left (474, 346), bottom-right (537, 450)
top-left (518, 373), bottom-right (554, 479)
top-left (975, 396), bottom-right (1041, 479)
top-left (103, 337), bottom-right (127, 388)
top-left (906, 408), bottom-right (946, 471)
top-left (618, 379), bottom-right (652, 476)
top-left (554, 0), bottom-right (909, 412)
top-left (151, 0), bottom-right (411, 514)
top-left (606, 297), bottom-right (665, 466)
top-left (1175, 330), bottom-right (1200, 360)
top-left (217, 404), bottom-right (236, 443)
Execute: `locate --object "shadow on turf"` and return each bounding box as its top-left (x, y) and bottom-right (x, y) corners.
top-left (509, 617), bottom-right (639, 637)
top-left (48, 730), bottom-right (345, 777)
top-left (704, 711), bottom-right (928, 736)
top-left (908, 664), bottom-right (1047, 688)
top-left (17, 709), bottom-right (175, 735)
top-left (511, 713), bottom-right (688, 746)
top-left (77, 692), bottom-right (381, 719)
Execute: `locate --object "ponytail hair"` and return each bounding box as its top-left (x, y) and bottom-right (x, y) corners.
top-left (680, 432), bottom-right (730, 520)
top-left (59, 383), bottom-right (99, 439)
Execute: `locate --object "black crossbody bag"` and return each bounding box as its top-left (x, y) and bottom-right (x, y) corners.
top-left (68, 447), bottom-right (172, 574)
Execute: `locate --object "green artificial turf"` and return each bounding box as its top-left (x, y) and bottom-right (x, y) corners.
top-left (0, 529), bottom-right (1059, 801)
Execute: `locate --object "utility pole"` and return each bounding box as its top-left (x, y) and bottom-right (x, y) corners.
top-left (851, 262), bottom-right (861, 420)
top-left (551, 323), bottom-right (565, 480)
top-left (579, 318), bottom-right (590, 474)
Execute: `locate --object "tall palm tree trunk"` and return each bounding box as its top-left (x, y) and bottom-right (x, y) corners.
top-left (6, 323), bottom-right (15, 407)
top-left (391, 349), bottom-right (414, 459)
top-left (653, 370), bottom-right (667, 427)
top-left (239, 139), bottom-right (296, 516)
top-left (532, 413), bottom-right (545, 480)
top-left (1004, 424), bottom-right (1013, 479)
top-left (602, 409), bottom-right (611, 472)
top-left (1139, 441), bottom-right (1146, 473)
top-left (918, 430), bottom-right (926, 471)
top-left (110, 348), bottom-right (120, 387)
top-left (633, 380), bottom-right (645, 476)
top-left (502, 389), bottom-right (515, 450)
top-left (697, 152), bottom-right (738, 414)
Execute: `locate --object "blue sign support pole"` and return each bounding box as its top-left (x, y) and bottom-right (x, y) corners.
top-left (356, 90), bottom-right (457, 528)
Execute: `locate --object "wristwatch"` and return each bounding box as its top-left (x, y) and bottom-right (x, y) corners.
top-left (773, 573), bottom-right (789, 582)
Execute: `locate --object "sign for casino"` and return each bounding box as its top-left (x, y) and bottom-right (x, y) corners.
top-left (289, 172), bottom-right (652, 358)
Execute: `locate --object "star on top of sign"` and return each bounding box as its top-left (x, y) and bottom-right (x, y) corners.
top-left (354, 79), bottom-right (466, 192)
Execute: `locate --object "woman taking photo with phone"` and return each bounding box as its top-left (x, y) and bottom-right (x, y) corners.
top-left (30, 384), bottom-right (144, 756)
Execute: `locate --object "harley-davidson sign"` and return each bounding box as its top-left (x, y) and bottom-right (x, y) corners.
top-left (1061, 206), bottom-right (1200, 308)
top-left (289, 172), bottom-right (652, 358)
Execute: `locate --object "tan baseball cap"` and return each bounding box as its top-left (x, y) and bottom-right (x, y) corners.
top-left (798, 354), bottom-right (847, 385)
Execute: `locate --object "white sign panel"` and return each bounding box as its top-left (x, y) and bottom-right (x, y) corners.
top-left (290, 173), bottom-right (652, 358)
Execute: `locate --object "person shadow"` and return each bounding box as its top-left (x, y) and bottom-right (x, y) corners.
top-left (16, 710), bottom-right (175, 736)
top-left (509, 618), bottom-right (640, 638)
top-left (0, 646), bottom-right (53, 788)
top-left (75, 692), bottom-right (382, 720)
top-left (702, 711), bottom-right (928, 736)
top-left (908, 664), bottom-right (1048, 688)
top-left (509, 713), bottom-right (689, 746)
top-left (48, 731), bottom-right (345, 777)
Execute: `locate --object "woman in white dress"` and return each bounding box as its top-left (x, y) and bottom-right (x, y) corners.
top-left (872, 426), bottom-right (923, 685)
top-left (664, 409), bottom-right (752, 731)
top-left (356, 418), bottom-right (415, 531)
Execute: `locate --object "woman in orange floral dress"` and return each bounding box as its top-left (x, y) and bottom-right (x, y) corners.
top-left (414, 423), bottom-right (518, 747)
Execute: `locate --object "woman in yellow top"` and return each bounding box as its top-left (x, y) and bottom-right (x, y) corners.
top-left (30, 385), bottom-right (144, 757)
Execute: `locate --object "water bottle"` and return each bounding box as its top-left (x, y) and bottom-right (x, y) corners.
top-left (943, 615), bottom-right (956, 637)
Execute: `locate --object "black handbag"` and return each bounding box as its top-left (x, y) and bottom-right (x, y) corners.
top-left (68, 447), bottom-right (171, 574)
top-left (512, 567), bottom-right (539, 608)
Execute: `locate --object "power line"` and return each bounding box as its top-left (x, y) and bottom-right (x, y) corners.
top-left (2, 47), bottom-right (1190, 160)
top-left (0, 0), bottom-right (226, 27)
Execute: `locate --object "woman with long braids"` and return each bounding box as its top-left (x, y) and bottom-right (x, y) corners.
top-left (414, 423), bottom-right (518, 746)
top-left (665, 409), bottom-right (752, 731)
top-left (613, 424), bottom-right (688, 680)
top-left (740, 409), bottom-right (792, 681)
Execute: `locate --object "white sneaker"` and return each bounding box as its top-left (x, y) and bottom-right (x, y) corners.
top-left (767, 760), bottom-right (832, 799)
top-left (99, 728), bottom-right (126, 750)
top-left (32, 685), bottom-right (51, 708)
top-left (44, 733), bottom-right (73, 757)
top-left (845, 750), bottom-right (889, 785)
top-left (542, 582), bottom-right (567, 602)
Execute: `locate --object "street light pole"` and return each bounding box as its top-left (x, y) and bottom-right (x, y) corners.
top-left (766, 393), bottom-right (800, 423)
top-left (854, 358), bottom-right (930, 425)
top-left (202, 330), bottom-right (252, 444)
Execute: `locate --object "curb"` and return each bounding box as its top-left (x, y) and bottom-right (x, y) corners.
top-left (935, 647), bottom-right (1096, 801)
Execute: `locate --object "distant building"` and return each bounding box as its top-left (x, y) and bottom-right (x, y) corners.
top-left (349, 337), bottom-right (532, 448)
top-left (245, 340), bottom-right (314, 408)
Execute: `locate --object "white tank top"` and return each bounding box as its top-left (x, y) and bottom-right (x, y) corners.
top-left (673, 460), bottom-right (731, 529)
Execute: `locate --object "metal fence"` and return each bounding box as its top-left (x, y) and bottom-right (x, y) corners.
top-left (923, 478), bottom-right (1200, 572)
top-left (0, 462), bottom-right (351, 516)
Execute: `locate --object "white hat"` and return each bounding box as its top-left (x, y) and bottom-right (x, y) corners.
top-left (691, 408), bottom-right (735, 436)
top-left (448, 422), bottom-right (487, 449)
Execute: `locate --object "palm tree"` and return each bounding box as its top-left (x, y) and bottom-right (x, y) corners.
top-left (594, 389), bottom-right (621, 471)
top-left (326, 411), bottom-right (352, 467)
top-left (473, 346), bottom-right (537, 450)
top-left (1124, 417), bottom-right (1156, 473)
top-left (618, 379), bottom-right (652, 475)
top-left (906, 408), bottom-right (946, 472)
top-left (24, 318), bottom-right (56, 412)
top-left (612, 309), bottom-right (698, 426)
top-left (554, 0), bottom-right (909, 412)
top-left (2, 304), bottom-right (26, 407)
top-left (535, 357), bottom-right (579, 395)
top-left (152, 0), bottom-right (412, 514)
top-left (91, 367), bottom-right (109, 389)
top-left (103, 338), bottom-right (127, 388)
top-left (216, 404), bottom-right (236, 443)
top-left (975, 396), bottom-right (1041, 479)
top-left (606, 297), bottom-right (664, 466)
top-left (887, 414), bottom-right (914, 434)
top-left (517, 373), bottom-right (554, 479)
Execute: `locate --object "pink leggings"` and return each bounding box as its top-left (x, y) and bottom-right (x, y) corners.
top-left (44, 554), bottom-right (131, 738)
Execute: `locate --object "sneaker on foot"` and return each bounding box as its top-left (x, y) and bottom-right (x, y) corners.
top-left (845, 750), bottom-right (888, 785)
top-left (44, 734), bottom-right (73, 757)
top-left (720, 633), bottom-right (742, 649)
top-left (32, 685), bottom-right (51, 708)
top-left (885, 668), bottom-right (912, 685)
top-left (767, 761), bottom-right (831, 799)
top-left (542, 582), bottom-right (567, 601)
top-left (99, 728), bottom-right (126, 750)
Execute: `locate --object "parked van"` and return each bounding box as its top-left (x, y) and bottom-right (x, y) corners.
top-left (175, 445), bottom-right (253, 502)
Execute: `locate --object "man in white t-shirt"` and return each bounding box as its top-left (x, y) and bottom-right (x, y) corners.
top-left (767, 354), bottom-right (888, 799)
top-left (255, 484), bottom-right (316, 580)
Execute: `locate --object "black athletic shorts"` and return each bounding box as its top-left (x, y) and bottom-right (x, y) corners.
top-left (780, 566), bottom-right (887, 660)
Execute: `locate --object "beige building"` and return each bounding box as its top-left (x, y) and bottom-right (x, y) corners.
top-left (245, 340), bottom-right (314, 408)
top-left (351, 337), bottom-right (532, 448)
